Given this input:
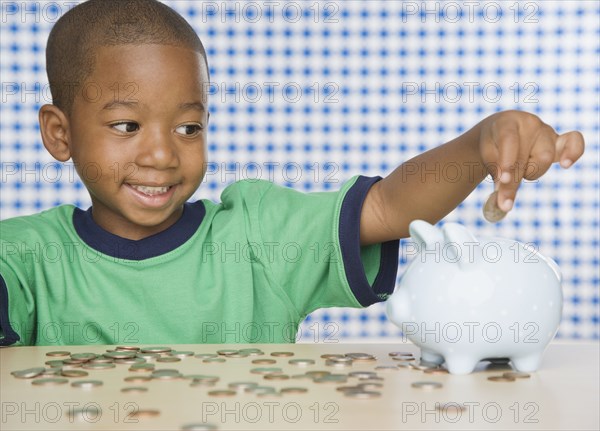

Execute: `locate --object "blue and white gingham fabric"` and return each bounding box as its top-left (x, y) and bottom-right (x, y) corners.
top-left (1, 1), bottom-right (598, 340)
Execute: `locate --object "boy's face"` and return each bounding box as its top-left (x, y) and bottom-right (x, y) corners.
top-left (67, 44), bottom-right (209, 240)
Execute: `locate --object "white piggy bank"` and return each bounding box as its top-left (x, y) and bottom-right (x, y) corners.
top-left (386, 220), bottom-right (563, 375)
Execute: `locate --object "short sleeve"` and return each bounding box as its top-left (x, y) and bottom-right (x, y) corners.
top-left (0, 260), bottom-right (33, 346)
top-left (236, 175), bottom-right (399, 317)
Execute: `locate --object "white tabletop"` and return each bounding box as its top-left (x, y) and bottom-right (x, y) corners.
top-left (1, 341), bottom-right (598, 430)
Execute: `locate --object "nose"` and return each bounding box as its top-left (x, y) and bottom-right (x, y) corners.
top-left (134, 127), bottom-right (178, 170)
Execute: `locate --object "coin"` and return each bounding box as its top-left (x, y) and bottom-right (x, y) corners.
top-left (359, 382), bottom-right (384, 390)
top-left (181, 423), bottom-right (218, 431)
top-left (151, 370), bottom-right (182, 380)
top-left (141, 346), bottom-right (172, 354)
top-left (208, 390), bottom-right (236, 397)
top-left (288, 359), bottom-right (315, 366)
top-left (168, 351), bottom-right (195, 357)
top-left (280, 387), bottom-right (308, 394)
top-left (103, 351), bottom-right (137, 360)
top-left (228, 382), bottom-right (258, 390)
top-left (32, 377), bottom-right (69, 386)
top-left (483, 190), bottom-right (507, 222)
top-left (157, 357), bottom-right (181, 363)
top-left (186, 375), bottom-right (220, 383)
top-left (216, 349), bottom-right (239, 356)
top-left (250, 367), bottom-right (283, 375)
top-left (82, 362), bottom-right (116, 370)
top-left (314, 375), bottom-right (348, 384)
top-left (344, 390), bottom-right (381, 399)
top-left (238, 348), bottom-right (263, 356)
top-left (137, 352), bottom-right (161, 360)
top-left (305, 371), bottom-right (331, 379)
top-left (349, 371), bottom-right (377, 379)
top-left (61, 370), bottom-right (89, 378)
top-left (252, 358), bottom-right (276, 365)
top-left (11, 367), bottom-right (46, 379)
top-left (487, 375), bottom-right (516, 382)
top-left (46, 351), bottom-right (70, 357)
top-left (43, 367), bottom-right (62, 375)
top-left (411, 381), bottom-right (443, 389)
top-left (503, 371), bottom-right (531, 379)
top-left (271, 351), bottom-right (294, 357)
top-left (115, 357), bottom-right (145, 365)
top-left (88, 357), bottom-right (114, 364)
top-left (71, 380), bottom-right (103, 388)
top-left (194, 354), bottom-right (218, 359)
top-left (116, 346), bottom-right (140, 351)
top-left (125, 375), bottom-right (152, 383)
top-left (130, 409), bottom-right (160, 418)
top-left (423, 368), bottom-right (449, 375)
top-left (264, 374), bottom-right (289, 381)
top-left (436, 402), bottom-right (467, 413)
top-left (203, 358), bottom-right (226, 364)
top-left (68, 405), bottom-right (101, 419)
top-left (336, 385), bottom-right (361, 392)
top-left (45, 360), bottom-right (65, 367)
top-left (320, 354), bottom-right (345, 359)
top-left (121, 386), bottom-right (148, 393)
top-left (130, 364), bottom-right (155, 372)
top-left (345, 353), bottom-right (376, 361)
top-left (389, 351), bottom-right (413, 357)
top-left (375, 366), bottom-right (399, 372)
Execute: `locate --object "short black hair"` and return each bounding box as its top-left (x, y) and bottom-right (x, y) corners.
top-left (46, 0), bottom-right (209, 115)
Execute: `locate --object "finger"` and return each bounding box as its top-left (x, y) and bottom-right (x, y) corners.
top-left (493, 122), bottom-right (520, 185)
top-left (524, 126), bottom-right (557, 180)
top-left (555, 131), bottom-right (585, 168)
top-left (496, 144), bottom-right (530, 212)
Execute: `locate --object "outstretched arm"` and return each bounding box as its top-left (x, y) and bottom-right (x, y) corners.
top-left (359, 110), bottom-right (585, 245)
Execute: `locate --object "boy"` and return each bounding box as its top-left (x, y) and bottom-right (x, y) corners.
top-left (0, 0), bottom-right (584, 346)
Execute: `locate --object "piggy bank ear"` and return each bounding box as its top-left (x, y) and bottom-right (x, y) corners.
top-left (409, 220), bottom-right (443, 248)
top-left (442, 222), bottom-right (479, 269)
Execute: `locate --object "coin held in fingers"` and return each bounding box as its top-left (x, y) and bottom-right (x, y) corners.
top-left (483, 191), bottom-right (507, 223)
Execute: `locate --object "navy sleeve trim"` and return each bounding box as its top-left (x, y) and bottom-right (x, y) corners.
top-left (0, 274), bottom-right (20, 346)
top-left (339, 176), bottom-right (400, 307)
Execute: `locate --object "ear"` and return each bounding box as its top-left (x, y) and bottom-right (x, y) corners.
top-left (39, 104), bottom-right (71, 162)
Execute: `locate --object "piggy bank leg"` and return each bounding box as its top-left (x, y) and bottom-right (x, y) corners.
top-left (510, 353), bottom-right (542, 372)
top-left (420, 349), bottom-right (445, 365)
top-left (444, 355), bottom-right (479, 375)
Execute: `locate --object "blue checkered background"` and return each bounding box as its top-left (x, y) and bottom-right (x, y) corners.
top-left (1, 1), bottom-right (598, 341)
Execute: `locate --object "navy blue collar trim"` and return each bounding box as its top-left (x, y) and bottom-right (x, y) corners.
top-left (72, 201), bottom-right (206, 260)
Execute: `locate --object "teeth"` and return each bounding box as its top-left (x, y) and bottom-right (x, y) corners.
top-left (131, 185), bottom-right (169, 196)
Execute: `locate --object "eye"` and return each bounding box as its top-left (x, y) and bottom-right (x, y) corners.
top-left (175, 124), bottom-right (203, 137)
top-left (111, 122), bottom-right (140, 133)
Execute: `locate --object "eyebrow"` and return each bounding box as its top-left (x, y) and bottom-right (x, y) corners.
top-left (100, 100), bottom-right (206, 112)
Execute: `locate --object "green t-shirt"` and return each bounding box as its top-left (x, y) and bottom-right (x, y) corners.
top-left (0, 176), bottom-right (399, 346)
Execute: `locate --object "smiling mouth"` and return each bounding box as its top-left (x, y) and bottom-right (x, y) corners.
top-left (128, 184), bottom-right (173, 196)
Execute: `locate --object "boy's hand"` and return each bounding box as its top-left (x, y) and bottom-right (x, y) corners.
top-left (479, 110), bottom-right (585, 212)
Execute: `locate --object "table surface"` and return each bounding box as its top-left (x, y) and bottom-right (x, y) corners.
top-left (1, 341), bottom-right (599, 431)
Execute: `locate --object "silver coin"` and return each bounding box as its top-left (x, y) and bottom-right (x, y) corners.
top-left (250, 367), bottom-right (283, 375)
top-left (71, 380), bottom-right (103, 388)
top-left (345, 353), bottom-right (376, 361)
top-left (88, 357), bottom-right (114, 364)
top-left (216, 349), bottom-right (239, 356)
top-left (43, 367), bottom-right (62, 375)
top-left (320, 354), bottom-right (345, 359)
top-left (11, 367), bottom-right (46, 379)
top-left (121, 386), bottom-right (148, 393)
top-left (483, 190), bottom-right (507, 222)
top-left (305, 371), bottom-right (331, 378)
top-left (325, 359), bottom-right (352, 367)
top-left (137, 352), bottom-right (161, 360)
top-left (124, 375), bottom-right (153, 383)
top-left (314, 375), bottom-right (348, 384)
top-left (70, 353), bottom-right (97, 361)
top-left (411, 381), bottom-right (443, 389)
top-left (168, 351), bottom-right (195, 357)
top-left (288, 359), bottom-right (315, 366)
top-left (349, 371), bottom-right (377, 379)
top-left (244, 385), bottom-right (276, 394)
top-left (116, 346), bottom-right (141, 351)
top-left (114, 357), bottom-right (146, 365)
top-left (61, 370), bottom-right (89, 378)
top-left (157, 357), bottom-right (181, 363)
top-left (32, 377), bottom-right (69, 386)
top-left (45, 360), bottom-right (65, 367)
top-left (359, 382), bottom-right (384, 390)
top-left (82, 362), bottom-right (116, 370)
top-left (389, 351), bottom-right (414, 357)
top-left (129, 364), bottom-right (155, 372)
top-left (203, 358), bottom-right (226, 364)
top-left (228, 381), bottom-right (258, 390)
top-left (181, 423), bottom-right (218, 431)
top-left (252, 358), bottom-right (276, 365)
top-left (423, 368), bottom-right (449, 375)
top-left (194, 353), bottom-right (218, 359)
top-left (344, 390), bottom-right (381, 399)
top-left (141, 346), bottom-right (172, 354)
top-left (104, 351), bottom-right (137, 360)
top-left (185, 375), bottom-right (220, 383)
